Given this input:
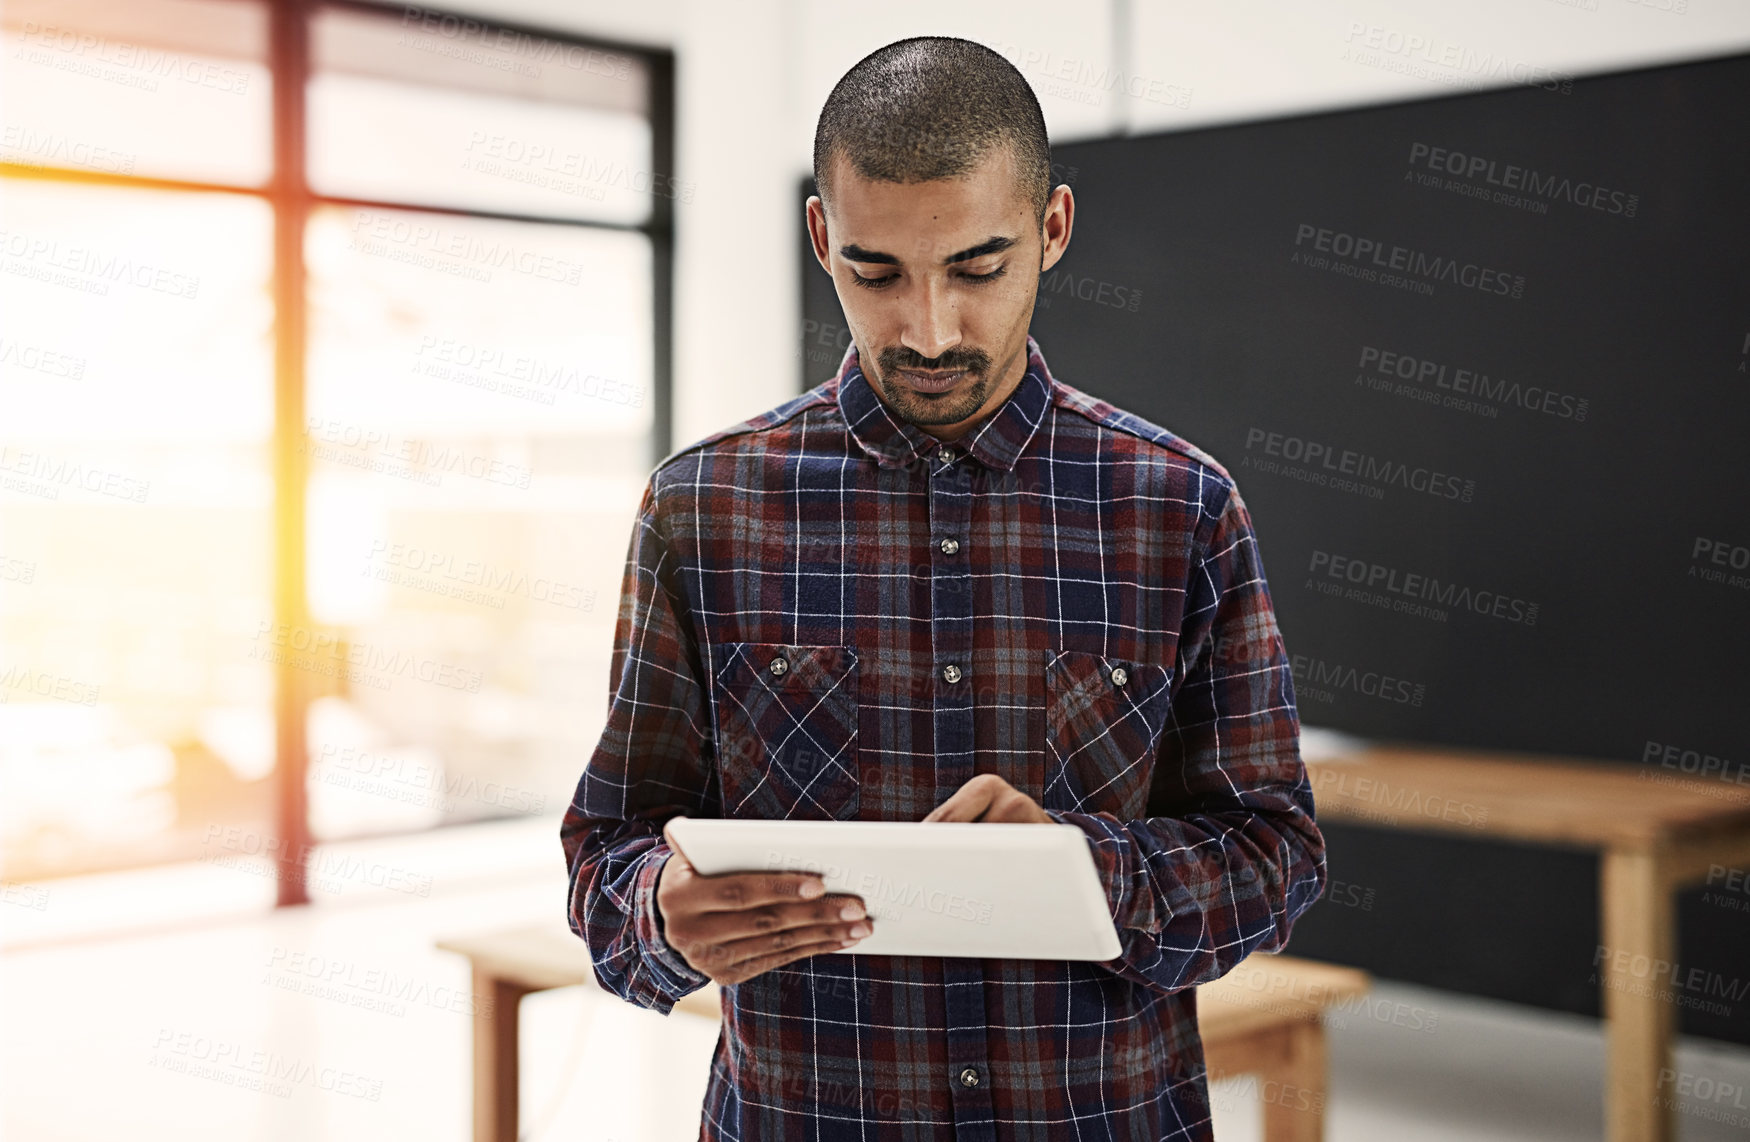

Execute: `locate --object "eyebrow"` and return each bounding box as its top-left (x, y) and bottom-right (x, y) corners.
top-left (838, 235), bottom-right (1018, 267)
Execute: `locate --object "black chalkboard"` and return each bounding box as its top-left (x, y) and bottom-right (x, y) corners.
top-left (800, 51), bottom-right (1750, 1045)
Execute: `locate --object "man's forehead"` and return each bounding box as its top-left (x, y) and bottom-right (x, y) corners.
top-left (823, 148), bottom-right (1030, 263)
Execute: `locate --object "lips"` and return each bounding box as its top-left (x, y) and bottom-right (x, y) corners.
top-left (897, 369), bottom-right (967, 394)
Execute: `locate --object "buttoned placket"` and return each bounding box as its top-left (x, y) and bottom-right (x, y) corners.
top-left (928, 443), bottom-right (996, 1139)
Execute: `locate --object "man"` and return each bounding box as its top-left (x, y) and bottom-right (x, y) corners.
top-left (562, 35), bottom-right (1326, 1141)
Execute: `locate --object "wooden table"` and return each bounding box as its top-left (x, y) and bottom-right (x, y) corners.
top-left (436, 924), bottom-right (720, 1142)
top-left (439, 925), bottom-right (1366, 1142)
top-left (1305, 742), bottom-right (1750, 1142)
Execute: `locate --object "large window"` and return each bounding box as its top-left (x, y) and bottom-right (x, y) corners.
top-left (0, 0), bottom-right (674, 899)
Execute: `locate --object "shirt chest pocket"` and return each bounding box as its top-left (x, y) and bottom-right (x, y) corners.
top-left (711, 643), bottom-right (861, 821)
top-left (1042, 650), bottom-right (1173, 819)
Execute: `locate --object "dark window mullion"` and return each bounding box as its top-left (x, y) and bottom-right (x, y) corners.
top-left (647, 51), bottom-right (675, 462)
top-left (270, 0), bottom-right (312, 908)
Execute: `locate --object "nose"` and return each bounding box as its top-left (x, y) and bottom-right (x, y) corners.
top-left (898, 275), bottom-right (960, 363)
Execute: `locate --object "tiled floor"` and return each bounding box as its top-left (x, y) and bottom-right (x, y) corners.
top-left (4, 816), bottom-right (1748, 1140)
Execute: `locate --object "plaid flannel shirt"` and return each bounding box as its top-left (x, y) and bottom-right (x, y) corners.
top-left (561, 334), bottom-right (1326, 1140)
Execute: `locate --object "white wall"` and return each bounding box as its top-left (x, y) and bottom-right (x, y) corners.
top-left (452, 0), bottom-right (1750, 447)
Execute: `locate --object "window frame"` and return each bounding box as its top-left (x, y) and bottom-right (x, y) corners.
top-left (0, 0), bottom-right (676, 904)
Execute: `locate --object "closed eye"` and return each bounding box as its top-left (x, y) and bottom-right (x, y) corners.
top-left (848, 271), bottom-right (895, 290)
top-left (848, 265), bottom-right (1008, 289)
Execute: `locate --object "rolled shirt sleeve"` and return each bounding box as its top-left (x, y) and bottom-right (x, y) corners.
top-left (560, 481), bottom-right (716, 1014)
top-left (1047, 479), bottom-right (1327, 995)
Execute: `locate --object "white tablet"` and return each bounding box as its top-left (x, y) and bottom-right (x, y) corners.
top-left (664, 817), bottom-right (1123, 961)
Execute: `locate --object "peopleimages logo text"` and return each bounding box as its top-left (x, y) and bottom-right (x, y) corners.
top-left (1407, 143), bottom-right (1639, 218)
top-left (1356, 345), bottom-right (1589, 421)
top-left (1243, 427), bottom-right (1475, 502)
top-left (1308, 550), bottom-right (1539, 625)
top-left (1293, 223), bottom-right (1525, 298)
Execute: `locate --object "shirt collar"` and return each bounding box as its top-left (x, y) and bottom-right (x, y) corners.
top-left (835, 334), bottom-right (1055, 473)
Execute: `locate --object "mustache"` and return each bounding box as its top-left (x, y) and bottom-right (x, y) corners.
top-left (880, 348), bottom-right (990, 374)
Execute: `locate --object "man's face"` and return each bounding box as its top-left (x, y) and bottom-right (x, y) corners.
top-left (806, 144), bottom-right (1073, 440)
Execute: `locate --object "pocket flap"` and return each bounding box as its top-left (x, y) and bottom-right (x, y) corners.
top-left (712, 643), bottom-right (860, 820)
top-left (1043, 649), bottom-right (1173, 817)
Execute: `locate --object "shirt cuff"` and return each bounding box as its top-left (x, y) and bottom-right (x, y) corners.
top-left (1046, 808), bottom-right (1163, 935)
top-left (632, 842), bottom-right (711, 997)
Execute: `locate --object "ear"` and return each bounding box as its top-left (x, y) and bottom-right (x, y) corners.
top-left (805, 196), bottom-right (833, 274)
top-left (1039, 184), bottom-right (1075, 274)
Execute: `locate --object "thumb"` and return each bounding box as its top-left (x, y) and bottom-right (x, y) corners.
top-left (661, 817), bottom-right (692, 864)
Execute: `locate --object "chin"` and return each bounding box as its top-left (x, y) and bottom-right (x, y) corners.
top-left (884, 381), bottom-right (988, 429)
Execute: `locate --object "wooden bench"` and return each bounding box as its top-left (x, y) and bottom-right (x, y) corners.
top-left (1199, 954), bottom-right (1371, 1141)
top-left (1304, 741), bottom-right (1750, 1142)
top-left (438, 924), bottom-right (1366, 1142)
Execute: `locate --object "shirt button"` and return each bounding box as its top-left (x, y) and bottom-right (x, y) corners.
top-left (939, 537), bottom-right (960, 556)
top-left (769, 657), bottom-right (789, 677)
top-left (942, 664), bottom-right (962, 684)
top-left (939, 447), bottom-right (957, 464)
top-left (958, 1066), bottom-right (980, 1088)
top-left (1111, 666), bottom-right (1128, 687)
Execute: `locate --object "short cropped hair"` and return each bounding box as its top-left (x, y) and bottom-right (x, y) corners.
top-left (813, 37), bottom-right (1053, 226)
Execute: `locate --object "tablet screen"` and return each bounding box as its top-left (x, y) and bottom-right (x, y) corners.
top-left (665, 818), bottom-right (1123, 961)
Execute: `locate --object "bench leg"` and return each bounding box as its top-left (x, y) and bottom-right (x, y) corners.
top-left (472, 968), bottom-right (532, 1142)
top-left (1259, 1018), bottom-right (1327, 1142)
top-left (1601, 848), bottom-right (1676, 1142)
top-left (1204, 1019), bottom-right (1329, 1142)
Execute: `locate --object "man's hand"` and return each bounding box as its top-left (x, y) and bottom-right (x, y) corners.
top-left (921, 773), bottom-right (1052, 823)
top-left (654, 821), bottom-right (872, 986)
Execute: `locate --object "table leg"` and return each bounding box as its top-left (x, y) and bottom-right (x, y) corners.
top-left (1600, 847), bottom-right (1676, 1142)
top-left (472, 967), bottom-right (531, 1142)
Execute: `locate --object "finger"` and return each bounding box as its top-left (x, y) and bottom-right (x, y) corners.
top-left (986, 796), bottom-right (1045, 823)
top-left (686, 870), bottom-right (828, 913)
top-left (721, 933), bottom-right (869, 983)
top-left (671, 928), bottom-right (809, 979)
top-left (713, 916), bottom-right (873, 969)
top-left (923, 780), bottom-right (995, 822)
top-left (689, 894), bottom-right (867, 944)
